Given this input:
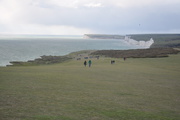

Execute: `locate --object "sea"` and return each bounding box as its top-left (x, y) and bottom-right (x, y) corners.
top-left (0, 35), bottom-right (145, 66)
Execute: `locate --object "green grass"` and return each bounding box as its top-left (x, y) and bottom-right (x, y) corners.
top-left (0, 55), bottom-right (180, 120)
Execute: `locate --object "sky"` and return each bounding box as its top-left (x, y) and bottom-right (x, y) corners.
top-left (0, 0), bottom-right (180, 35)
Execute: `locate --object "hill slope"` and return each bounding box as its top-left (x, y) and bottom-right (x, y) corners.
top-left (1, 54), bottom-right (180, 120)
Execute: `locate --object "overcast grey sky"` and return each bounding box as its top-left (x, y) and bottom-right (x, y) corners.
top-left (0, 0), bottom-right (180, 35)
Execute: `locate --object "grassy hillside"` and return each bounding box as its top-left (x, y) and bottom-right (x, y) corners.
top-left (0, 54), bottom-right (180, 120)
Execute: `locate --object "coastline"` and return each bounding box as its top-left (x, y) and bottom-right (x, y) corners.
top-left (0, 36), bottom-right (150, 67)
top-left (1, 34), bottom-right (180, 67)
top-left (6, 48), bottom-right (179, 67)
top-left (84, 34), bottom-right (154, 48)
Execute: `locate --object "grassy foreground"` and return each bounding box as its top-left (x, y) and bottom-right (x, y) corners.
top-left (0, 54), bottom-right (180, 120)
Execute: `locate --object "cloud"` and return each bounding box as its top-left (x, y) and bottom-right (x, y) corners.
top-left (44, 0), bottom-right (80, 8)
top-left (84, 3), bottom-right (103, 8)
top-left (0, 23), bottom-right (92, 35)
top-left (0, 0), bottom-right (21, 24)
top-left (0, 0), bottom-right (180, 35)
top-left (103, 0), bottom-right (180, 8)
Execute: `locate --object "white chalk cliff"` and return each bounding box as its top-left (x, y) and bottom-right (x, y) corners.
top-left (124, 36), bottom-right (154, 48)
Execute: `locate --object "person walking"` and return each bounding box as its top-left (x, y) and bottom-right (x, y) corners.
top-left (84, 60), bottom-right (87, 67)
top-left (88, 60), bottom-right (92, 67)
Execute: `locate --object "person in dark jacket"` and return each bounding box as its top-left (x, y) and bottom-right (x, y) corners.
top-left (84, 60), bottom-right (87, 67)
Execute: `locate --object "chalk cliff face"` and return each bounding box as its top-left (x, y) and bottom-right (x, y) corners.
top-left (124, 36), bottom-right (154, 48)
top-left (84, 34), bottom-right (154, 48)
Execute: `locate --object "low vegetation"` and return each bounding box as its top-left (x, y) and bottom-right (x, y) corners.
top-left (91, 48), bottom-right (179, 58)
top-left (9, 56), bottom-right (72, 66)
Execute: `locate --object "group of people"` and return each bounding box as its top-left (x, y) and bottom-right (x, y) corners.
top-left (84, 60), bottom-right (92, 67)
top-left (111, 57), bottom-right (127, 64)
top-left (83, 57), bottom-right (126, 67)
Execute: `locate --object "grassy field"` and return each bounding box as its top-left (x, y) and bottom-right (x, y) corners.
top-left (0, 54), bottom-right (180, 120)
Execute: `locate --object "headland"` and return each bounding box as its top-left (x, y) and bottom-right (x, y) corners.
top-left (6, 34), bottom-right (180, 66)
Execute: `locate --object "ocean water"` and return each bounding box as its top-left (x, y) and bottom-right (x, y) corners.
top-left (0, 35), bottom-right (143, 66)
